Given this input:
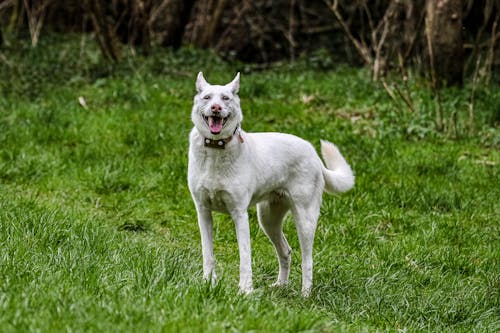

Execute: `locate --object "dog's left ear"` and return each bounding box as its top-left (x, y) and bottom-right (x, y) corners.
top-left (227, 72), bottom-right (240, 94)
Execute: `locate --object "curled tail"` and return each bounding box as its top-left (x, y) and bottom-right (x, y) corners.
top-left (320, 140), bottom-right (355, 194)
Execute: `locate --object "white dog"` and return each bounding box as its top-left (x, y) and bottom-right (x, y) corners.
top-left (188, 72), bottom-right (354, 296)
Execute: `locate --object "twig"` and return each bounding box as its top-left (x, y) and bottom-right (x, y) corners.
top-left (468, 55), bottom-right (481, 135)
top-left (301, 25), bottom-right (337, 34)
top-left (393, 83), bottom-right (416, 113)
top-left (148, 0), bottom-right (173, 26)
top-left (87, 0), bottom-right (120, 61)
top-left (325, 0), bottom-right (372, 65)
top-left (362, 1), bottom-right (376, 39)
top-left (403, 4), bottom-right (426, 64)
top-left (215, 1), bottom-right (250, 50)
top-left (464, 32), bottom-right (500, 49)
top-left (288, 0), bottom-right (297, 61)
top-left (425, 5), bottom-right (444, 131)
top-left (0, 0), bottom-right (14, 11)
top-left (381, 79), bottom-right (402, 113)
top-left (24, 0), bottom-right (52, 47)
top-left (465, 0), bottom-right (494, 74)
top-left (484, 15), bottom-right (499, 84)
top-left (397, 52), bottom-right (416, 113)
top-left (0, 52), bottom-right (13, 67)
top-left (450, 109), bottom-right (458, 138)
top-left (201, 0), bottom-right (229, 47)
top-left (373, 9), bottom-right (391, 81)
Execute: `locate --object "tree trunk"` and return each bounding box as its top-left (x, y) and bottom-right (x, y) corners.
top-left (425, 0), bottom-right (464, 86)
top-left (161, 0), bottom-right (196, 49)
top-left (84, 0), bottom-right (121, 61)
top-left (195, 0), bottom-right (230, 48)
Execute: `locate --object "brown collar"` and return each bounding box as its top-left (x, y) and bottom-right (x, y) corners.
top-left (204, 126), bottom-right (244, 149)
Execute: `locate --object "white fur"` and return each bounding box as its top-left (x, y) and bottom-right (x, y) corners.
top-left (188, 72), bottom-right (354, 296)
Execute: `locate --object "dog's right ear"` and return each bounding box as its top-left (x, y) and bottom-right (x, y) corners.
top-left (196, 72), bottom-right (209, 93)
top-left (228, 72), bottom-right (240, 94)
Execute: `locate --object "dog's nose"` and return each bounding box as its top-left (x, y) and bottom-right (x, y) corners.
top-left (211, 104), bottom-right (222, 113)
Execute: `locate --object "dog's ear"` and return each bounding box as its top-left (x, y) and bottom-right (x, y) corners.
top-left (227, 72), bottom-right (240, 94)
top-left (196, 72), bottom-right (209, 93)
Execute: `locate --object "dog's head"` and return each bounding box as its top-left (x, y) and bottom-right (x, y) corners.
top-left (192, 72), bottom-right (242, 138)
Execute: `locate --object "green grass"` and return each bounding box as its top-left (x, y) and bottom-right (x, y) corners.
top-left (0, 35), bottom-right (499, 332)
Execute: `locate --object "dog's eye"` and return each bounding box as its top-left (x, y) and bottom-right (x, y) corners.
top-left (203, 95), bottom-right (211, 100)
top-left (221, 95), bottom-right (230, 101)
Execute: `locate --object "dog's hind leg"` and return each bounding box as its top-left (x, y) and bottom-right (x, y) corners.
top-left (257, 199), bottom-right (291, 287)
top-left (291, 201), bottom-right (320, 297)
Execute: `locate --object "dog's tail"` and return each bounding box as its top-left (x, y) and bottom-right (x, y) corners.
top-left (320, 140), bottom-right (355, 194)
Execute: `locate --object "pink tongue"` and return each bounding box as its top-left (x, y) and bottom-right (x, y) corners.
top-left (208, 117), bottom-right (223, 134)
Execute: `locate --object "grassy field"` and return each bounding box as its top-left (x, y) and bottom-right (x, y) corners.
top-left (0, 36), bottom-right (499, 332)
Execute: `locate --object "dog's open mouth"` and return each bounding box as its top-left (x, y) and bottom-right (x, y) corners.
top-left (203, 115), bottom-right (228, 134)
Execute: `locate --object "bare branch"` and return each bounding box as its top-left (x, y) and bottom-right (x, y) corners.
top-left (325, 0), bottom-right (372, 65)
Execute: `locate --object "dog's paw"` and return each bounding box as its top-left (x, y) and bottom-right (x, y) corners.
top-left (203, 272), bottom-right (217, 286)
top-left (301, 287), bottom-right (312, 298)
top-left (271, 280), bottom-right (289, 288)
top-left (238, 285), bottom-right (254, 295)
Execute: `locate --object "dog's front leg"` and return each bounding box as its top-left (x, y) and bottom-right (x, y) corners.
top-left (196, 205), bottom-right (217, 285)
top-left (231, 210), bottom-right (253, 294)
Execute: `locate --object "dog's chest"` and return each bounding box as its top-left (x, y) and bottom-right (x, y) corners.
top-left (189, 154), bottom-right (243, 213)
top-left (202, 188), bottom-right (231, 213)
top-left (193, 176), bottom-right (236, 213)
